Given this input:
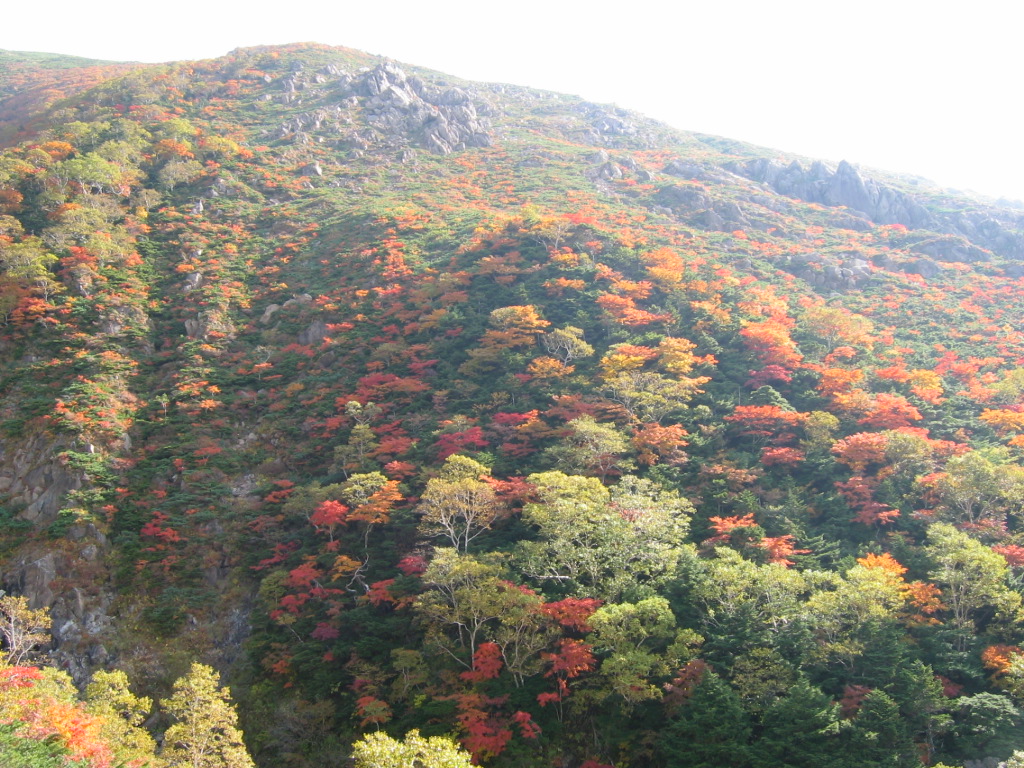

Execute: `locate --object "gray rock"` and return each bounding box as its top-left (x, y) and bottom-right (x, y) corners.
top-left (912, 236), bottom-right (989, 262)
top-left (260, 304), bottom-right (281, 324)
top-left (718, 201), bottom-right (749, 227)
top-left (664, 160), bottom-right (705, 179)
top-left (656, 185), bottom-right (710, 211)
top-left (730, 156), bottom-right (1024, 259)
top-left (591, 112), bottom-right (637, 136)
top-left (906, 258), bottom-right (941, 278)
top-left (704, 209), bottom-right (726, 231)
top-left (337, 62), bottom-right (492, 155)
top-left (231, 474), bottom-right (259, 498)
top-left (616, 156), bottom-right (640, 172)
top-left (5, 552), bottom-right (59, 609)
top-left (99, 303), bottom-right (151, 338)
top-left (183, 271), bottom-right (203, 292)
top-left (596, 162), bottom-right (623, 180)
top-left (299, 319), bottom-right (328, 346)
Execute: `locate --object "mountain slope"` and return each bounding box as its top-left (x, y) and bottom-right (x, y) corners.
top-left (3, 42), bottom-right (1024, 767)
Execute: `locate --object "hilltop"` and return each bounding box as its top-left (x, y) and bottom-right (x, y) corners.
top-left (2, 41), bottom-right (1024, 767)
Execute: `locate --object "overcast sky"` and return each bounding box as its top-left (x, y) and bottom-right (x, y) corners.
top-left (3, 0), bottom-right (1020, 202)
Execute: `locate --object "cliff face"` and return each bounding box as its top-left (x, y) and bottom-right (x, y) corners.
top-left (4, 42), bottom-right (1024, 768)
top-left (732, 156), bottom-right (1024, 258)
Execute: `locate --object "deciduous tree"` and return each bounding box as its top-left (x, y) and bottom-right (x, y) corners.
top-left (161, 663), bottom-right (254, 768)
top-left (418, 455), bottom-right (501, 552)
top-left (0, 596), bottom-right (50, 666)
top-left (351, 729), bottom-right (473, 768)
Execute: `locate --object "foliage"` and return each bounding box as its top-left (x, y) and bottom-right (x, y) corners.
top-left (161, 663), bottom-right (254, 768)
top-left (351, 729), bottom-right (473, 768)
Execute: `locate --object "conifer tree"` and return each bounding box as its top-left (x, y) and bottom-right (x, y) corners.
top-left (661, 670), bottom-right (752, 768)
top-left (754, 677), bottom-right (841, 768)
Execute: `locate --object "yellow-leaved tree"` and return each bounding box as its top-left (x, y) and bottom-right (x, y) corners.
top-left (352, 729), bottom-right (473, 768)
top-left (161, 662), bottom-right (254, 768)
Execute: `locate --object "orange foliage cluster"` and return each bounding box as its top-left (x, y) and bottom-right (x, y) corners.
top-left (0, 666), bottom-right (115, 767)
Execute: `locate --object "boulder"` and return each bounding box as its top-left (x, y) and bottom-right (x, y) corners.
top-left (906, 258), bottom-right (941, 278)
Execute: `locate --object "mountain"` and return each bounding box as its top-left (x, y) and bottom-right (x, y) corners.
top-left (3, 41), bottom-right (1024, 767)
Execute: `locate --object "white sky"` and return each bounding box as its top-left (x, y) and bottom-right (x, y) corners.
top-left (3, 0), bottom-right (1021, 202)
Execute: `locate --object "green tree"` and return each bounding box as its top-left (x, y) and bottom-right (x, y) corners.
top-left (544, 416), bottom-right (634, 481)
top-left (351, 730), bottom-right (473, 768)
top-left (804, 560), bottom-right (907, 668)
top-left (662, 670), bottom-right (752, 768)
top-left (729, 647), bottom-right (795, 715)
top-left (156, 159), bottom-right (204, 191)
top-left (587, 596), bottom-right (682, 705)
top-left (516, 472), bottom-right (691, 600)
top-left (753, 677), bottom-right (841, 768)
top-left (54, 153), bottom-right (127, 195)
top-left (85, 669), bottom-right (161, 767)
top-left (416, 549), bottom-right (553, 682)
top-left (604, 370), bottom-right (703, 424)
top-left (0, 237), bottom-right (58, 300)
top-left (694, 549), bottom-right (812, 654)
top-left (418, 455), bottom-right (500, 552)
top-left (161, 663), bottom-right (254, 768)
top-left (0, 723), bottom-right (70, 768)
top-left (417, 549), bottom-right (510, 666)
top-left (542, 325), bottom-right (594, 364)
top-left (949, 693), bottom-right (1024, 763)
top-left (926, 522), bottom-right (1021, 647)
top-left (931, 450), bottom-right (1024, 526)
top-left (847, 689), bottom-right (919, 768)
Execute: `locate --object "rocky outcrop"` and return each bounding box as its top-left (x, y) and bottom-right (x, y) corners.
top-left (905, 257), bottom-right (941, 278)
top-left (2, 523), bottom-right (113, 682)
top-left (590, 110), bottom-right (638, 138)
top-left (568, 103), bottom-right (654, 147)
top-left (184, 308), bottom-right (237, 341)
top-left (733, 158), bottom-right (935, 228)
top-left (655, 184), bottom-right (711, 212)
top-left (271, 61), bottom-right (493, 155)
top-left (298, 318), bottom-right (328, 346)
top-left (98, 301), bottom-right (151, 337)
top-left (776, 252), bottom-right (875, 291)
top-left (356, 62), bottom-right (492, 154)
top-left (910, 234), bottom-right (990, 262)
top-left (0, 432), bottom-right (82, 526)
top-left (730, 157), bottom-right (1024, 260)
top-left (664, 160), bottom-right (746, 186)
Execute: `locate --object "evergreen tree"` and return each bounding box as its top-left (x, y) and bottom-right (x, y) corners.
top-left (948, 692), bottom-right (1024, 763)
top-left (847, 689), bottom-right (920, 768)
top-left (661, 670), bottom-right (752, 768)
top-left (754, 677), bottom-right (842, 768)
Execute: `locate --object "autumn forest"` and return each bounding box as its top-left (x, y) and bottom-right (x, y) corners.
top-left (2, 42), bottom-right (1024, 767)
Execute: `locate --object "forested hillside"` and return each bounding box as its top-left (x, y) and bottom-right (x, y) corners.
top-left (3, 42), bottom-right (1024, 767)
